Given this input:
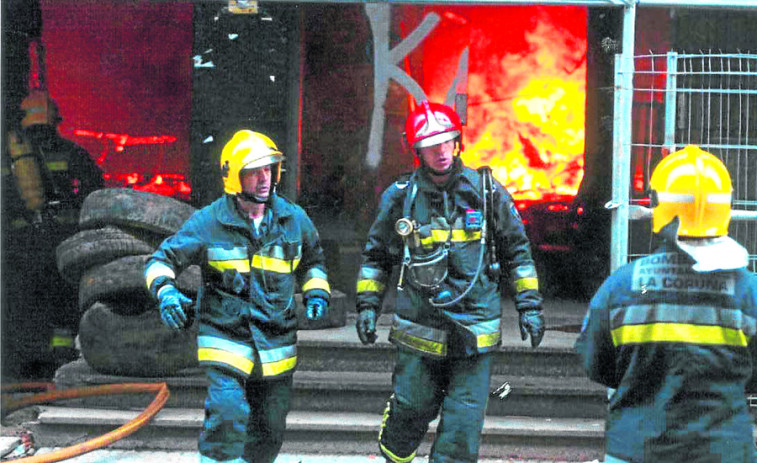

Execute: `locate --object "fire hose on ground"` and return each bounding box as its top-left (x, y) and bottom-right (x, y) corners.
top-left (1, 382), bottom-right (169, 463)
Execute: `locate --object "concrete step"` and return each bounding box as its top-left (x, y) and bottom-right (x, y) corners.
top-left (51, 363), bottom-right (607, 420)
top-left (31, 407), bottom-right (605, 462)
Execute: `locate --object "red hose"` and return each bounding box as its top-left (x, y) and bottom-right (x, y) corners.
top-left (2, 382), bottom-right (170, 463)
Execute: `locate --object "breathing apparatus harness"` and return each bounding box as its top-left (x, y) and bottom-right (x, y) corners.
top-left (395, 166), bottom-right (500, 308)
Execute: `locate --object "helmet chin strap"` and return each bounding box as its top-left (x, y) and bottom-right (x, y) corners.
top-left (238, 184), bottom-right (276, 204)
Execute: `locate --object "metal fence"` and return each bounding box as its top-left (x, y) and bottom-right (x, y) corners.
top-left (614, 52), bottom-right (757, 273)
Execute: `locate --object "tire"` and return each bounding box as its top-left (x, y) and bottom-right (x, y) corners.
top-left (78, 255), bottom-right (153, 312)
top-left (79, 301), bottom-right (197, 377)
top-left (78, 255), bottom-right (202, 312)
top-left (56, 226), bottom-right (155, 285)
top-left (79, 188), bottom-right (196, 236)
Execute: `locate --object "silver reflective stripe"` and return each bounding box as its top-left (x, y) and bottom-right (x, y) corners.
top-left (197, 335), bottom-right (254, 359)
top-left (467, 318), bottom-right (501, 337)
top-left (707, 192), bottom-right (732, 204)
top-left (207, 246), bottom-right (247, 260)
top-left (258, 344), bottom-right (296, 364)
top-left (305, 267), bottom-right (328, 281)
top-left (359, 266), bottom-right (386, 281)
top-left (393, 315), bottom-right (448, 344)
top-left (656, 192), bottom-right (694, 203)
top-left (610, 304), bottom-right (757, 336)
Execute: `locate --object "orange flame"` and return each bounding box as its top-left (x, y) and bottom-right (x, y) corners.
top-left (426, 8), bottom-right (587, 201)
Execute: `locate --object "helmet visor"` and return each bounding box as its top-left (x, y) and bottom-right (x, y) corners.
top-left (413, 130), bottom-right (460, 149)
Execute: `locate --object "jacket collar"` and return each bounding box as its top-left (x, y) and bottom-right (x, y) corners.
top-left (417, 157), bottom-right (475, 192)
top-left (217, 193), bottom-right (294, 229)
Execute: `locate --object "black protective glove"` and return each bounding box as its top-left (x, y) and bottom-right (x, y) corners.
top-left (518, 307), bottom-right (545, 348)
top-left (356, 307), bottom-right (378, 345)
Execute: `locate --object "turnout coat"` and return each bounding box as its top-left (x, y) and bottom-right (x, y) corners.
top-left (356, 160), bottom-right (541, 358)
top-left (576, 244), bottom-right (757, 462)
top-left (146, 193), bottom-right (330, 379)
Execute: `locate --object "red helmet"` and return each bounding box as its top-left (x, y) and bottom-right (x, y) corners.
top-left (405, 101), bottom-right (463, 151)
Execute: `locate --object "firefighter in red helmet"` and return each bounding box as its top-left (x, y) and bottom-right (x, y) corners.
top-left (356, 101), bottom-right (545, 462)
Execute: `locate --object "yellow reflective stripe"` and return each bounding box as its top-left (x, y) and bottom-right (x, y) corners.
top-left (380, 442), bottom-right (416, 463)
top-left (390, 330), bottom-right (446, 356)
top-left (515, 277), bottom-right (539, 292)
top-left (477, 331), bottom-right (501, 349)
top-left (46, 161), bottom-right (68, 171)
top-left (261, 355), bottom-right (297, 376)
top-left (302, 277), bottom-right (330, 293)
top-left (209, 259), bottom-right (251, 273)
top-left (198, 347), bottom-right (254, 374)
top-left (378, 394), bottom-right (417, 462)
top-left (420, 229), bottom-right (481, 247)
top-left (357, 279), bottom-right (385, 293)
top-left (451, 229), bottom-right (481, 241)
top-left (611, 323), bottom-right (750, 347)
top-left (251, 254), bottom-right (299, 273)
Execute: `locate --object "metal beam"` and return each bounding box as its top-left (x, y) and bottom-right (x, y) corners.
top-left (251, 0), bottom-right (757, 8)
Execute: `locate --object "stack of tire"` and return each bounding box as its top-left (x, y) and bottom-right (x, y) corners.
top-left (55, 188), bottom-right (200, 378)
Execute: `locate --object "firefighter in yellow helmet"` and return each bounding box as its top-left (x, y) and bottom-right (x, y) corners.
top-left (145, 130), bottom-right (331, 463)
top-left (576, 145), bottom-right (757, 463)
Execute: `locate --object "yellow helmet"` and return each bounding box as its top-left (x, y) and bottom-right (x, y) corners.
top-left (220, 130), bottom-right (284, 196)
top-left (649, 145), bottom-right (732, 237)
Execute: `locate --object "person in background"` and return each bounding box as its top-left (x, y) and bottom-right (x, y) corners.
top-left (3, 90), bottom-right (103, 376)
top-left (355, 101), bottom-right (545, 462)
top-left (576, 145), bottom-right (757, 463)
top-left (144, 130), bottom-right (331, 463)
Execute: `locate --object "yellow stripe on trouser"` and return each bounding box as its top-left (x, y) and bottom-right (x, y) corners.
top-left (611, 323), bottom-right (749, 347)
top-left (515, 277), bottom-right (539, 292)
top-left (378, 394), bottom-right (417, 463)
top-left (261, 356), bottom-right (297, 376)
top-left (198, 347), bottom-right (254, 375)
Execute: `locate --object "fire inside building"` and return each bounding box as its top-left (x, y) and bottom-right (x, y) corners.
top-left (2, 0), bottom-right (756, 378)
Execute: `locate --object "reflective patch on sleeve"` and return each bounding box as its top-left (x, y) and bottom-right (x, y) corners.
top-left (303, 277), bottom-right (330, 293)
top-left (145, 261), bottom-right (176, 290)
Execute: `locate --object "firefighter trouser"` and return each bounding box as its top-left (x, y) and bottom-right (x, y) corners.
top-left (379, 350), bottom-right (492, 463)
top-left (199, 366), bottom-right (292, 463)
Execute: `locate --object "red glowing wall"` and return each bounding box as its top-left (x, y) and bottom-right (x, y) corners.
top-left (39, 1), bottom-right (193, 181)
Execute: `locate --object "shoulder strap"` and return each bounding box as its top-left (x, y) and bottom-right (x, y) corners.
top-left (402, 171), bottom-right (419, 219)
top-left (477, 166), bottom-right (501, 278)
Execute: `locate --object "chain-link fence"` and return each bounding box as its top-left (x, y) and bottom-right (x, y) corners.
top-left (615, 52), bottom-right (757, 273)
